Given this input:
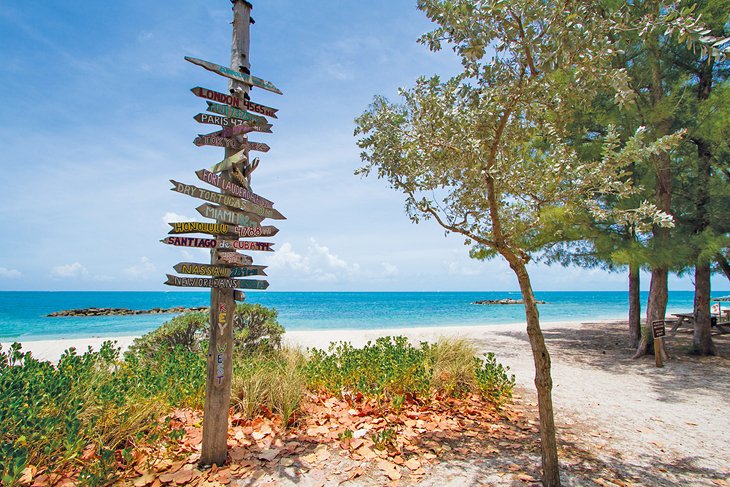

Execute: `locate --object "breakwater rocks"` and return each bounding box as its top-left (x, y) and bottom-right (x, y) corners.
top-left (472, 299), bottom-right (546, 305)
top-left (47, 306), bottom-right (208, 317)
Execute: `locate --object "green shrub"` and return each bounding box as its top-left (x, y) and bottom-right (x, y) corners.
top-left (475, 352), bottom-right (515, 406)
top-left (427, 338), bottom-right (479, 396)
top-left (126, 303), bottom-right (284, 360)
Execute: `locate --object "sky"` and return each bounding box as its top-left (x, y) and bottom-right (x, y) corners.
top-left (0, 0), bottom-right (726, 293)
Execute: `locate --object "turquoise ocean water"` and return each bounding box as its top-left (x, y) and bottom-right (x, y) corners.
top-left (1, 291), bottom-right (728, 342)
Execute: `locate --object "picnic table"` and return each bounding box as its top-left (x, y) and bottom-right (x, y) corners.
top-left (669, 312), bottom-right (729, 334)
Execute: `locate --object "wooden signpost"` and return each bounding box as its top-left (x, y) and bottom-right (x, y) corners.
top-left (168, 221), bottom-right (279, 238)
top-left (165, 274), bottom-right (269, 290)
top-left (174, 262), bottom-right (267, 278)
top-left (185, 56), bottom-right (283, 95)
top-left (191, 86), bottom-right (278, 118)
top-left (206, 101), bottom-right (268, 125)
top-left (651, 320), bottom-right (666, 368)
top-left (161, 0), bottom-right (283, 467)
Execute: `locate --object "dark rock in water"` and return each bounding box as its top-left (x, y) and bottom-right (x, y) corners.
top-left (47, 306), bottom-right (209, 317)
top-left (472, 299), bottom-right (546, 305)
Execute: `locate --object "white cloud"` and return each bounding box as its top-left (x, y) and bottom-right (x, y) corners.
top-left (0, 267), bottom-right (22, 279)
top-left (269, 238), bottom-right (362, 282)
top-left (381, 263), bottom-right (399, 277)
top-left (123, 256), bottom-right (157, 279)
top-left (162, 212), bottom-right (196, 228)
top-left (51, 262), bottom-right (89, 279)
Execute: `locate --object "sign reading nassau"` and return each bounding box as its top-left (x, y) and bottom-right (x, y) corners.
top-left (191, 87), bottom-right (278, 119)
top-left (174, 262), bottom-right (267, 278)
top-left (185, 56), bottom-right (283, 95)
top-left (165, 273), bottom-right (269, 289)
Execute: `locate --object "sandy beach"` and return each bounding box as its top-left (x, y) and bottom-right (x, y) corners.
top-left (4, 319), bottom-right (729, 485)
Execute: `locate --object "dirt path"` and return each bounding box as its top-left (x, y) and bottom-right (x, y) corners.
top-left (469, 321), bottom-right (730, 486)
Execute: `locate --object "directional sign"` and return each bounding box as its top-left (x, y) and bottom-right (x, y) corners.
top-left (245, 141), bottom-right (271, 153)
top-left (197, 204), bottom-right (262, 227)
top-left (220, 121), bottom-right (272, 137)
top-left (219, 252), bottom-right (254, 266)
top-left (206, 102), bottom-right (268, 125)
top-left (209, 149), bottom-right (246, 173)
top-left (161, 236), bottom-right (273, 252)
top-left (191, 87), bottom-right (278, 118)
top-left (168, 221), bottom-right (279, 238)
top-left (168, 221), bottom-right (235, 236)
top-left (194, 113), bottom-right (246, 128)
top-left (174, 262), bottom-right (267, 278)
top-left (193, 134), bottom-right (244, 150)
top-left (172, 180), bottom-right (284, 220)
top-left (196, 169), bottom-right (275, 210)
top-left (165, 274), bottom-right (269, 290)
top-left (185, 56), bottom-right (283, 95)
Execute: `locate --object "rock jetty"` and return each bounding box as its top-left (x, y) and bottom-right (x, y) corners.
top-left (47, 306), bottom-right (208, 317)
top-left (472, 299), bottom-right (546, 305)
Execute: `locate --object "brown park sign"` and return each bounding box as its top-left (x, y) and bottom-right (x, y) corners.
top-left (185, 56), bottom-right (283, 95)
top-left (196, 169), bottom-right (273, 207)
top-left (191, 87), bottom-right (278, 119)
top-left (174, 262), bottom-right (267, 278)
top-left (197, 204), bottom-right (262, 226)
top-left (165, 274), bottom-right (269, 290)
top-left (168, 221), bottom-right (278, 238)
top-left (206, 102), bottom-right (268, 125)
top-left (170, 179), bottom-right (286, 220)
top-left (161, 236), bottom-right (273, 252)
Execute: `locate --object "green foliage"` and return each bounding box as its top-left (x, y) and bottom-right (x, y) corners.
top-left (305, 336), bottom-right (513, 406)
top-left (0, 341), bottom-right (202, 485)
top-left (127, 304), bottom-right (284, 360)
top-left (231, 348), bottom-right (306, 426)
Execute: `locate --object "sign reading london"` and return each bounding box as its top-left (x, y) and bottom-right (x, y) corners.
top-left (191, 87), bottom-right (278, 118)
top-left (185, 56), bottom-right (283, 95)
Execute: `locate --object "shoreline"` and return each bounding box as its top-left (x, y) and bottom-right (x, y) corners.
top-left (1, 318), bottom-right (619, 363)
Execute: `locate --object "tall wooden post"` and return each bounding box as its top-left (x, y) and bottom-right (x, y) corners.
top-left (200, 0), bottom-right (253, 467)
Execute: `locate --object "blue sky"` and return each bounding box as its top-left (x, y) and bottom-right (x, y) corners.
top-left (0, 0), bottom-right (725, 292)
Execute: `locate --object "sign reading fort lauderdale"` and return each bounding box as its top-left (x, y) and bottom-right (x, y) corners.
top-left (191, 87), bottom-right (278, 118)
top-left (196, 169), bottom-right (274, 208)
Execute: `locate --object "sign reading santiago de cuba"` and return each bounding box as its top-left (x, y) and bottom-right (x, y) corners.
top-left (161, 236), bottom-right (274, 252)
top-left (165, 273), bottom-right (269, 290)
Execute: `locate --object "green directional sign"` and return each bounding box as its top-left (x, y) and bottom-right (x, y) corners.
top-left (185, 56), bottom-right (283, 95)
top-left (206, 102), bottom-right (268, 125)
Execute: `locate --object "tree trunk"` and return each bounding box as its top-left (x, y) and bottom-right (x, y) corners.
top-left (693, 262), bottom-right (716, 355)
top-left (628, 263), bottom-right (641, 348)
top-left (505, 253), bottom-right (561, 487)
top-left (635, 268), bottom-right (668, 359)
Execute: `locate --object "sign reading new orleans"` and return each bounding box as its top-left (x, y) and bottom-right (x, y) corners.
top-left (165, 273), bottom-right (269, 290)
top-left (168, 221), bottom-right (279, 238)
top-left (161, 236), bottom-right (274, 252)
top-left (196, 169), bottom-right (275, 209)
top-left (197, 203), bottom-right (262, 226)
top-left (174, 262), bottom-right (267, 278)
top-left (185, 56), bottom-right (283, 95)
top-left (191, 87), bottom-right (278, 118)
top-left (206, 102), bottom-right (268, 125)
